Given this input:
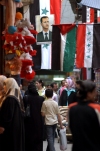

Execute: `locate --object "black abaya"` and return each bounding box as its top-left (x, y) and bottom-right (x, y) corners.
top-left (24, 94), bottom-right (44, 151)
top-left (0, 96), bottom-right (25, 151)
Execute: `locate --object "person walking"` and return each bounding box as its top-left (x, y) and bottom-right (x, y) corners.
top-left (35, 79), bottom-right (45, 97)
top-left (69, 80), bottom-right (100, 151)
top-left (41, 89), bottom-right (64, 151)
top-left (23, 83), bottom-right (44, 151)
top-left (0, 75), bottom-right (7, 134)
top-left (0, 78), bottom-right (25, 151)
top-left (59, 78), bottom-right (75, 106)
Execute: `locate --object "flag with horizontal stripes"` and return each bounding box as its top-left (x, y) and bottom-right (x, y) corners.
top-left (52, 24), bottom-right (76, 72)
top-left (76, 24), bottom-right (100, 68)
top-left (30, 0), bottom-right (61, 70)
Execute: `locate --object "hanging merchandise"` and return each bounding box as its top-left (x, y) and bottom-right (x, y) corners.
top-left (1, 11), bottom-right (37, 82)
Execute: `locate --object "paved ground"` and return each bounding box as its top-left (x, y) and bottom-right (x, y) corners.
top-left (43, 139), bottom-right (72, 151)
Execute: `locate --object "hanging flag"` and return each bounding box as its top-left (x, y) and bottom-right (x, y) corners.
top-left (82, 6), bottom-right (94, 23)
top-left (52, 24), bottom-right (76, 72)
top-left (40, 0), bottom-right (61, 24)
top-left (86, 7), bottom-right (94, 23)
top-left (30, 0), bottom-right (61, 70)
top-left (76, 24), bottom-right (100, 68)
top-left (97, 10), bottom-right (100, 23)
top-left (39, 0), bottom-right (61, 69)
top-left (50, 0), bottom-right (61, 24)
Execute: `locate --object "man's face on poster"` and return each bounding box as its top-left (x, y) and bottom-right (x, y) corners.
top-left (41, 17), bottom-right (49, 31)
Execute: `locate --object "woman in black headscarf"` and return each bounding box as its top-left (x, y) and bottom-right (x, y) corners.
top-left (23, 83), bottom-right (44, 151)
top-left (69, 80), bottom-right (100, 151)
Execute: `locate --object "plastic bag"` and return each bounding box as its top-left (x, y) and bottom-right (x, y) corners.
top-left (59, 128), bottom-right (67, 151)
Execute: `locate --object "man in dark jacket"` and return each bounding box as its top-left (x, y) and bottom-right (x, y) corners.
top-left (37, 16), bottom-right (52, 42)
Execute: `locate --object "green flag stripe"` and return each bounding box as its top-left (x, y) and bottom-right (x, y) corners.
top-left (63, 27), bottom-right (76, 72)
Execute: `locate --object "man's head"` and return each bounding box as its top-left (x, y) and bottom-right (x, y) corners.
top-left (61, 80), bottom-right (66, 87)
top-left (40, 16), bottom-right (49, 31)
top-left (50, 82), bottom-right (58, 92)
top-left (75, 80), bottom-right (82, 90)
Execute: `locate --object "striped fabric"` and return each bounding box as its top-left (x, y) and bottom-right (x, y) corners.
top-left (59, 106), bottom-right (68, 121)
top-left (81, 0), bottom-right (100, 9)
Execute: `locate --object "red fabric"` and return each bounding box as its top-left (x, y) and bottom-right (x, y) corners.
top-left (24, 36), bottom-right (36, 45)
top-left (90, 8), bottom-right (94, 23)
top-left (69, 102), bottom-right (78, 108)
top-left (50, 0), bottom-right (61, 24)
top-left (76, 24), bottom-right (86, 68)
top-left (20, 70), bottom-right (35, 80)
top-left (89, 103), bottom-right (100, 112)
top-left (58, 24), bottom-right (76, 35)
top-left (29, 50), bottom-right (37, 56)
top-left (97, 17), bottom-right (100, 23)
top-left (21, 59), bottom-right (33, 67)
top-left (82, 68), bottom-right (87, 80)
top-left (25, 71), bottom-right (35, 80)
top-left (29, 29), bottom-right (38, 35)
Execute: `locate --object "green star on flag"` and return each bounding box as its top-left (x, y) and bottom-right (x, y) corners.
top-left (43, 44), bottom-right (49, 49)
top-left (87, 32), bottom-right (91, 35)
top-left (86, 55), bottom-right (90, 58)
top-left (87, 44), bottom-right (91, 47)
top-left (41, 7), bottom-right (49, 15)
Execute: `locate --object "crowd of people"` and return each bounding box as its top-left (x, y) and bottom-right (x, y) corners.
top-left (0, 75), bottom-right (100, 151)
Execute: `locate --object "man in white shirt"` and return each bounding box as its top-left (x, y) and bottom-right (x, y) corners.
top-left (41, 89), bottom-right (64, 151)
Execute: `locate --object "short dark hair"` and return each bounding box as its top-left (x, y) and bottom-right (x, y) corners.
top-left (76, 80), bottom-right (83, 86)
top-left (79, 80), bottom-right (96, 100)
top-left (40, 16), bottom-right (49, 23)
top-left (45, 89), bottom-right (53, 98)
top-left (50, 82), bottom-right (57, 88)
top-left (61, 80), bottom-right (65, 85)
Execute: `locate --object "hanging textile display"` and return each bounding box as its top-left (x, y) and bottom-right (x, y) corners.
top-left (0, 0), bottom-right (37, 82)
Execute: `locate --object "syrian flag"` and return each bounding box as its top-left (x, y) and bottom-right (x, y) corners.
top-left (76, 24), bottom-right (100, 68)
top-left (39, 0), bottom-right (61, 24)
top-left (39, 0), bottom-right (61, 69)
top-left (52, 24), bottom-right (76, 72)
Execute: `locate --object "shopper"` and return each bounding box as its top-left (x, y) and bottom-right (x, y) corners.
top-left (59, 78), bottom-right (75, 106)
top-left (50, 83), bottom-right (58, 103)
top-left (41, 89), bottom-right (64, 151)
top-left (50, 82), bottom-right (58, 94)
top-left (23, 83), bottom-right (44, 151)
top-left (35, 79), bottom-right (46, 140)
top-left (0, 75), bottom-right (7, 134)
top-left (69, 80), bottom-right (100, 151)
top-left (35, 79), bottom-right (45, 97)
top-left (0, 78), bottom-right (25, 151)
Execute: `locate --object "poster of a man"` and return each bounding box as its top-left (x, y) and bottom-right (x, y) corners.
top-left (36, 15), bottom-right (54, 44)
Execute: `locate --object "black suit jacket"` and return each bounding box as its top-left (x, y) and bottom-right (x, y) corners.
top-left (37, 31), bottom-right (52, 42)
